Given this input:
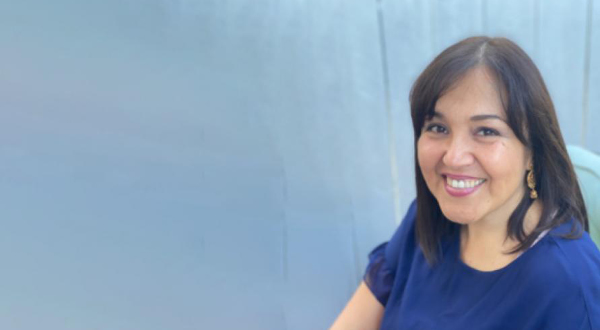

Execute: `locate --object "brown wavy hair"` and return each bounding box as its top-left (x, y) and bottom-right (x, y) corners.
top-left (410, 36), bottom-right (588, 264)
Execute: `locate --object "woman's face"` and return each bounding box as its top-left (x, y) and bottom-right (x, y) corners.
top-left (417, 67), bottom-right (530, 225)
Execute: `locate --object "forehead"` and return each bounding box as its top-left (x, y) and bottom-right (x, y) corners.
top-left (434, 66), bottom-right (506, 120)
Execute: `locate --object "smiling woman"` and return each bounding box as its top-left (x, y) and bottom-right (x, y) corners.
top-left (331, 37), bottom-right (600, 330)
top-left (417, 67), bottom-right (540, 270)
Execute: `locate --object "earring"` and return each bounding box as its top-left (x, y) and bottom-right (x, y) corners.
top-left (527, 166), bottom-right (538, 199)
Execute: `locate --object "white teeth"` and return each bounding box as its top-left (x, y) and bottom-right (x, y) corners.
top-left (446, 176), bottom-right (485, 189)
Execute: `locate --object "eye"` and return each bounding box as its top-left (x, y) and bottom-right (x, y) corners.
top-left (476, 127), bottom-right (500, 137)
top-left (425, 124), bottom-right (448, 134)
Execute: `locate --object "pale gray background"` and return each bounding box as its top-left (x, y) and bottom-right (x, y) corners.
top-left (0, 0), bottom-right (598, 329)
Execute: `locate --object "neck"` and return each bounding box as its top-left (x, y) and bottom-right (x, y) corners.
top-left (460, 199), bottom-right (542, 271)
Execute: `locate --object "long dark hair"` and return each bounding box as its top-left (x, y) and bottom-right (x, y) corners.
top-left (410, 36), bottom-right (588, 264)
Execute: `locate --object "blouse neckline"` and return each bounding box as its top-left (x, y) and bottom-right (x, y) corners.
top-left (452, 228), bottom-right (552, 275)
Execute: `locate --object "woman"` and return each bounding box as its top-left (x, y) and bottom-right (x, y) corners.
top-left (331, 36), bottom-right (600, 329)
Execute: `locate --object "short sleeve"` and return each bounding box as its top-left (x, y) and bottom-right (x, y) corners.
top-left (363, 200), bottom-right (418, 306)
top-left (363, 242), bottom-right (394, 306)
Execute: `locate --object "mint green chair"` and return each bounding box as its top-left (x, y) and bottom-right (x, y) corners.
top-left (567, 145), bottom-right (600, 247)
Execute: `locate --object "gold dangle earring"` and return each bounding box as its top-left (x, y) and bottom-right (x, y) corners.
top-left (527, 165), bottom-right (538, 199)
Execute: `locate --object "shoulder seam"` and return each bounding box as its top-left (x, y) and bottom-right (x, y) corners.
top-left (546, 235), bottom-right (593, 329)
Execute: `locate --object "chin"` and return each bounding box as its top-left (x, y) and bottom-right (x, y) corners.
top-left (438, 203), bottom-right (480, 224)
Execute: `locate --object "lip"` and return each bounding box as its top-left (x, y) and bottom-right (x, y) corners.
top-left (442, 173), bottom-right (484, 180)
top-left (442, 174), bottom-right (485, 197)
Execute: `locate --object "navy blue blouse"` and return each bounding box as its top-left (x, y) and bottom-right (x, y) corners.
top-left (364, 200), bottom-right (600, 329)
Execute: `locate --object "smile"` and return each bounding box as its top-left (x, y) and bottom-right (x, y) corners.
top-left (445, 176), bottom-right (485, 189)
top-left (442, 175), bottom-right (486, 197)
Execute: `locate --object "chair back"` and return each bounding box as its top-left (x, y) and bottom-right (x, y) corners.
top-left (567, 145), bottom-right (600, 248)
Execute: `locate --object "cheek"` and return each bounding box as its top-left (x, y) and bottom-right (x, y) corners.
top-left (479, 141), bottom-right (527, 185)
top-left (417, 137), bottom-right (442, 175)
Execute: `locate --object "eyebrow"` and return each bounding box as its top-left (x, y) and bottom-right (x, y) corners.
top-left (432, 111), bottom-right (507, 123)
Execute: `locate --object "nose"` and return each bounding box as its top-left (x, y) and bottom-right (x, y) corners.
top-left (442, 133), bottom-right (475, 167)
